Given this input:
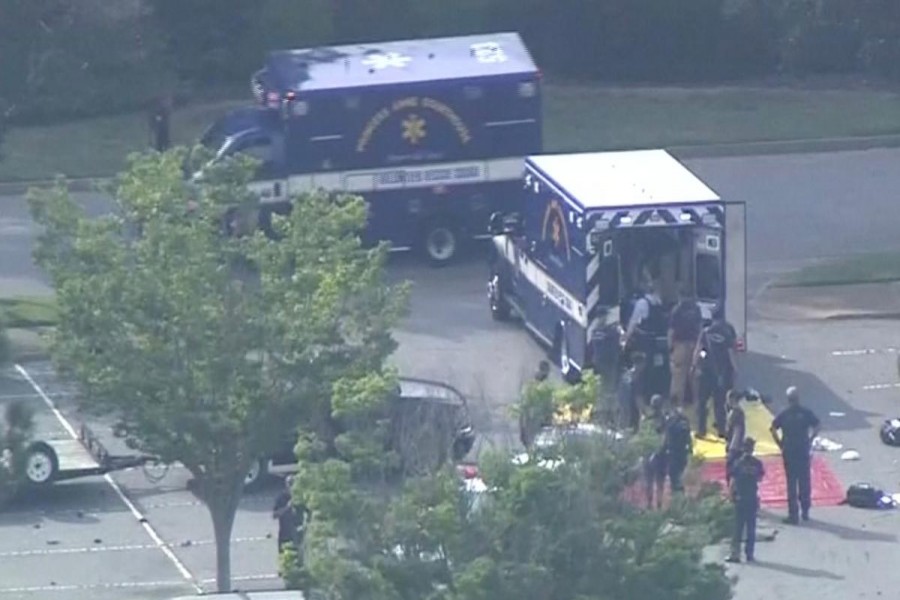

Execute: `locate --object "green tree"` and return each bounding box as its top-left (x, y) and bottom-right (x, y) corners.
top-left (27, 147), bottom-right (408, 591)
top-left (289, 374), bottom-right (733, 599)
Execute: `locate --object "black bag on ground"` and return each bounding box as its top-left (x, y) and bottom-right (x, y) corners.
top-left (879, 419), bottom-right (900, 447)
top-left (843, 483), bottom-right (887, 509)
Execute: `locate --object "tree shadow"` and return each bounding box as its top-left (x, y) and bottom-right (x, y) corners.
top-left (748, 559), bottom-right (844, 580)
top-left (738, 351), bottom-right (881, 433)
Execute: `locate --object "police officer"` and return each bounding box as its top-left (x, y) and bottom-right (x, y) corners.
top-left (769, 386), bottom-right (821, 524)
top-left (663, 406), bottom-right (693, 494)
top-left (725, 437), bottom-right (765, 563)
top-left (623, 274), bottom-right (668, 399)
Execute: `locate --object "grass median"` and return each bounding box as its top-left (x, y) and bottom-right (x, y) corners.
top-left (4, 83), bottom-right (900, 182)
top-left (773, 252), bottom-right (900, 287)
top-left (0, 296), bottom-right (58, 363)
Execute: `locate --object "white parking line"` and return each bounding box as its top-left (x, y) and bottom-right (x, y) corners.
top-left (0, 536), bottom-right (271, 558)
top-left (0, 392), bottom-right (74, 400)
top-left (200, 573), bottom-right (281, 585)
top-left (862, 382), bottom-right (900, 391)
top-left (832, 347), bottom-right (899, 356)
top-left (14, 364), bottom-right (203, 594)
top-left (0, 580), bottom-right (184, 595)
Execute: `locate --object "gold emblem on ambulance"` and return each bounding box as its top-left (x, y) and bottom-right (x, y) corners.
top-left (402, 114), bottom-right (427, 144)
top-left (542, 199), bottom-right (571, 261)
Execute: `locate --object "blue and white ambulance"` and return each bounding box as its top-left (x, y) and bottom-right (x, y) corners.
top-left (200, 32), bottom-right (541, 265)
top-left (487, 150), bottom-right (747, 381)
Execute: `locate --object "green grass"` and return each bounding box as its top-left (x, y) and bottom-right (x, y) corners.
top-left (4, 83), bottom-right (900, 181)
top-left (773, 252), bottom-right (900, 287)
top-left (0, 296), bottom-right (59, 328)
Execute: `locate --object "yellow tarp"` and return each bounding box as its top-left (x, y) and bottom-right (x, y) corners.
top-left (692, 401), bottom-right (782, 460)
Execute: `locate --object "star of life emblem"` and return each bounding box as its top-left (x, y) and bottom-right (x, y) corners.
top-left (362, 52), bottom-right (412, 70)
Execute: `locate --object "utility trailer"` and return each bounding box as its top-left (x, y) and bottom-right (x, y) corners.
top-left (22, 423), bottom-right (158, 488)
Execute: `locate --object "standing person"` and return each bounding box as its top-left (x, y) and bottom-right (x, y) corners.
top-left (273, 476), bottom-right (309, 556)
top-left (668, 284), bottom-right (703, 409)
top-left (519, 360), bottom-right (552, 448)
top-left (725, 437), bottom-right (765, 563)
top-left (663, 406), bottom-right (693, 494)
top-left (148, 95), bottom-right (171, 152)
top-left (770, 386), bottom-right (821, 524)
top-left (724, 390), bottom-right (746, 484)
top-left (693, 305), bottom-right (738, 438)
top-left (623, 273), bottom-right (668, 400)
top-left (641, 394), bottom-right (669, 509)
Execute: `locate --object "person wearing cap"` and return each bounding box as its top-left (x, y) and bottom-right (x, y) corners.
top-left (770, 386), bottom-right (821, 524)
top-left (726, 437), bottom-right (765, 563)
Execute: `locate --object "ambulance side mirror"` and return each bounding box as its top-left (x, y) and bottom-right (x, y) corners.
top-left (488, 212), bottom-right (504, 235)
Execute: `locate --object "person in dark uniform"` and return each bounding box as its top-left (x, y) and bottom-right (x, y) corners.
top-left (642, 394), bottom-right (669, 509)
top-left (725, 437), bottom-right (765, 563)
top-left (663, 406), bottom-right (693, 494)
top-left (623, 274), bottom-right (669, 400)
top-left (273, 476), bottom-right (310, 556)
top-left (693, 305), bottom-right (738, 438)
top-left (148, 95), bottom-right (171, 152)
top-left (770, 386), bottom-right (821, 524)
top-left (518, 360), bottom-right (553, 448)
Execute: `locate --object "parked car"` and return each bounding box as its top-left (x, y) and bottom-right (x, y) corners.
top-left (244, 377), bottom-right (476, 489)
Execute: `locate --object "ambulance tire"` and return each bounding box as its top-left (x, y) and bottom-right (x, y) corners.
top-left (554, 325), bottom-right (581, 385)
top-left (489, 269), bottom-right (511, 321)
top-left (422, 220), bottom-right (459, 267)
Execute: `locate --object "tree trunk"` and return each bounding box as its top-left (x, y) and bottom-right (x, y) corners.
top-left (208, 494), bottom-right (240, 592)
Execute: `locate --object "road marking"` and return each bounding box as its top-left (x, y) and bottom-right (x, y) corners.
top-left (0, 580), bottom-right (184, 594)
top-left (200, 573), bottom-right (281, 585)
top-left (14, 364), bottom-right (203, 594)
top-left (0, 495), bottom-right (273, 521)
top-left (862, 382), bottom-right (900, 391)
top-left (0, 392), bottom-right (74, 400)
top-left (832, 347), bottom-right (899, 356)
top-left (0, 536), bottom-right (270, 558)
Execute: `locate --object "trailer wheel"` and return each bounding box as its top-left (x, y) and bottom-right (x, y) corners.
top-left (243, 458), bottom-right (268, 492)
top-left (24, 442), bottom-right (59, 487)
top-left (488, 269), bottom-right (511, 321)
top-left (554, 326), bottom-right (581, 385)
top-left (422, 221), bottom-right (459, 267)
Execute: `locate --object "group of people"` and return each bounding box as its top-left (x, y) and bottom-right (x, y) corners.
top-left (623, 272), bottom-right (823, 564)
top-left (620, 275), bottom-right (738, 440)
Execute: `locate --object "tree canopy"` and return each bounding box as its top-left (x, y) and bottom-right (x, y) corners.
top-left (27, 147), bottom-right (408, 591)
top-left (286, 374), bottom-right (734, 600)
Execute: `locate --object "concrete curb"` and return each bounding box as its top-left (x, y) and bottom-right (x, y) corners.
top-left (668, 133), bottom-right (900, 159)
top-left (3, 133), bottom-right (900, 196)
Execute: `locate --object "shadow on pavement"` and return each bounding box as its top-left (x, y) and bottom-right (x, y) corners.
top-left (739, 351), bottom-right (880, 433)
top-left (804, 517), bottom-right (898, 543)
top-left (747, 559), bottom-right (844, 581)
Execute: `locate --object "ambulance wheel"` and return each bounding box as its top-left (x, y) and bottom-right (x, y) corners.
top-left (489, 270), bottom-right (511, 321)
top-left (23, 442), bottom-right (59, 488)
top-left (422, 221), bottom-right (458, 267)
top-left (554, 326), bottom-right (581, 385)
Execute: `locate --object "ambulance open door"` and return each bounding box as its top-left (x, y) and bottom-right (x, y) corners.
top-left (724, 201), bottom-right (747, 352)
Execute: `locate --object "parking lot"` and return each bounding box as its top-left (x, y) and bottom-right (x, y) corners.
top-left (0, 362), bottom-right (286, 599)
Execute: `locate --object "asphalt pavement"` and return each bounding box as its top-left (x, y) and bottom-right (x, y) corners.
top-left (2, 148), bottom-right (900, 598)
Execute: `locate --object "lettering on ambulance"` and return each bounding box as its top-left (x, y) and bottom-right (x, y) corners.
top-left (355, 96), bottom-right (473, 153)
